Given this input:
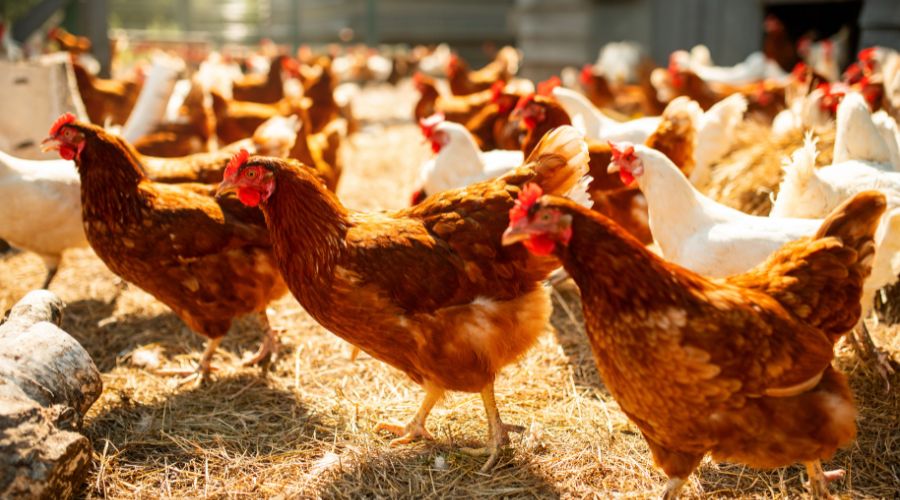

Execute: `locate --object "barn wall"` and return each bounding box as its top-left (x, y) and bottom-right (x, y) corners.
top-left (858, 0), bottom-right (900, 49)
top-left (515, 0), bottom-right (765, 81)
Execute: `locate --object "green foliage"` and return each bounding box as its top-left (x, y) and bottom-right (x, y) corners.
top-left (1, 0), bottom-right (45, 22)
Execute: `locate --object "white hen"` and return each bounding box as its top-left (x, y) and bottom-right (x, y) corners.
top-left (670, 94), bottom-right (748, 186)
top-left (680, 46), bottom-right (789, 86)
top-left (416, 119), bottom-right (523, 199)
top-left (771, 84), bottom-right (834, 137)
top-left (607, 143), bottom-right (822, 278)
top-left (833, 91), bottom-right (900, 169)
top-left (551, 86), bottom-right (661, 143)
top-left (0, 150), bottom-right (87, 287)
top-left (772, 136), bottom-right (900, 381)
top-left (121, 53), bottom-right (184, 143)
top-left (801, 27), bottom-right (850, 82)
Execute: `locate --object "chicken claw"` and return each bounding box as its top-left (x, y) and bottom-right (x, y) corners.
top-left (375, 421), bottom-right (435, 445)
top-left (376, 383), bottom-right (444, 446)
top-left (804, 461), bottom-right (844, 499)
top-left (154, 337), bottom-right (222, 386)
top-left (461, 382), bottom-right (523, 472)
top-left (242, 312), bottom-right (283, 370)
top-left (661, 477), bottom-right (686, 499)
top-left (460, 422), bottom-right (524, 472)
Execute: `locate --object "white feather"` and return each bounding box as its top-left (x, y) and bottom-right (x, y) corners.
top-left (0, 151), bottom-right (87, 266)
top-left (626, 144), bottom-right (822, 278)
top-left (551, 86), bottom-right (661, 143)
top-left (772, 138), bottom-right (900, 312)
top-left (833, 92), bottom-right (897, 169)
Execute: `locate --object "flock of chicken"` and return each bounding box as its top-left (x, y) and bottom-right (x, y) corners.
top-left (2, 24), bottom-right (900, 499)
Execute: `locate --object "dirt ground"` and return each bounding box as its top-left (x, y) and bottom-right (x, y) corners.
top-left (1, 82), bottom-right (898, 499)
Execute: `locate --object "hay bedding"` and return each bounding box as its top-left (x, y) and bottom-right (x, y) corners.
top-left (0, 81), bottom-right (897, 499)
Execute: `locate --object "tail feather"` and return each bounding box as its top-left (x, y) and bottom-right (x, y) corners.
top-left (693, 94), bottom-right (747, 185)
top-left (771, 132), bottom-right (819, 214)
top-left (650, 96), bottom-right (700, 177)
top-left (727, 190), bottom-right (886, 341)
top-left (834, 92), bottom-right (893, 165)
top-left (252, 115), bottom-right (300, 156)
top-left (871, 110), bottom-right (900, 168)
top-left (523, 125), bottom-right (592, 207)
top-left (868, 208), bottom-right (900, 293)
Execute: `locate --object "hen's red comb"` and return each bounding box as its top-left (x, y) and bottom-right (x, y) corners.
top-left (791, 62), bottom-right (808, 80)
top-left (580, 64), bottom-right (594, 85)
top-left (510, 183), bottom-right (543, 223)
top-left (609, 141), bottom-right (635, 163)
top-left (49, 112), bottom-right (77, 136)
top-left (491, 80), bottom-right (505, 103)
top-left (667, 54), bottom-right (686, 88)
top-left (859, 47), bottom-right (876, 62)
top-left (843, 62), bottom-right (863, 84)
top-left (514, 93), bottom-right (535, 112)
top-left (537, 76), bottom-right (561, 96)
top-left (224, 149), bottom-right (250, 180)
top-left (419, 113), bottom-right (444, 138)
top-left (447, 54), bottom-right (459, 71)
top-left (764, 15), bottom-right (783, 33)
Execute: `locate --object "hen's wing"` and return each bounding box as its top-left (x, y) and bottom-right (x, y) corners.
top-left (670, 288), bottom-right (838, 399)
top-left (343, 127), bottom-right (589, 314)
top-left (725, 190), bottom-right (885, 341)
top-left (346, 179), bottom-right (546, 314)
top-left (133, 182), bottom-right (271, 263)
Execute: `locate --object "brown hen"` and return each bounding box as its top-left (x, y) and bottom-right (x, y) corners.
top-left (503, 188), bottom-right (885, 499)
top-left (217, 126), bottom-right (589, 471)
top-left (42, 114), bottom-right (287, 382)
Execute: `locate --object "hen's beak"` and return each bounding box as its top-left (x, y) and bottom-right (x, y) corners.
top-left (215, 179), bottom-right (239, 198)
top-left (501, 222), bottom-right (533, 246)
top-left (40, 136), bottom-right (60, 153)
top-left (607, 162), bottom-right (620, 174)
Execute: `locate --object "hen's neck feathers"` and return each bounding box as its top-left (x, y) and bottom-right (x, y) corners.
top-left (77, 129), bottom-right (149, 222)
top-left (635, 149), bottom-right (713, 243)
top-left (834, 94), bottom-right (893, 165)
top-left (557, 199), bottom-right (701, 313)
top-left (263, 162), bottom-right (349, 297)
top-left (434, 127), bottom-right (484, 177)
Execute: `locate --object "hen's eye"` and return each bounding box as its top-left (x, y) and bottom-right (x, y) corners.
top-left (246, 170), bottom-right (256, 178)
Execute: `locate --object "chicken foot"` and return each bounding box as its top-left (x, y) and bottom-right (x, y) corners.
top-left (154, 337), bottom-right (222, 385)
top-left (460, 381), bottom-right (524, 472)
top-left (849, 321), bottom-right (896, 391)
top-left (661, 478), bottom-right (686, 499)
top-left (375, 382), bottom-right (444, 445)
top-left (242, 310), bottom-right (282, 370)
top-left (804, 460), bottom-right (845, 499)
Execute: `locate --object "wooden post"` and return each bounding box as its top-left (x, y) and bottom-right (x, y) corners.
top-left (0, 290), bottom-right (103, 499)
top-left (83, 0), bottom-right (111, 77)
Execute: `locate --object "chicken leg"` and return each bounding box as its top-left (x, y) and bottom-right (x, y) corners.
top-left (375, 382), bottom-right (444, 445)
top-left (460, 381), bottom-right (524, 472)
top-left (662, 478), bottom-right (686, 499)
top-left (155, 336), bottom-right (222, 385)
top-left (804, 460), bottom-right (845, 499)
top-left (39, 255), bottom-right (61, 289)
top-left (849, 321), bottom-right (895, 391)
top-left (242, 310), bottom-right (282, 369)
top-left (41, 266), bottom-right (59, 290)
